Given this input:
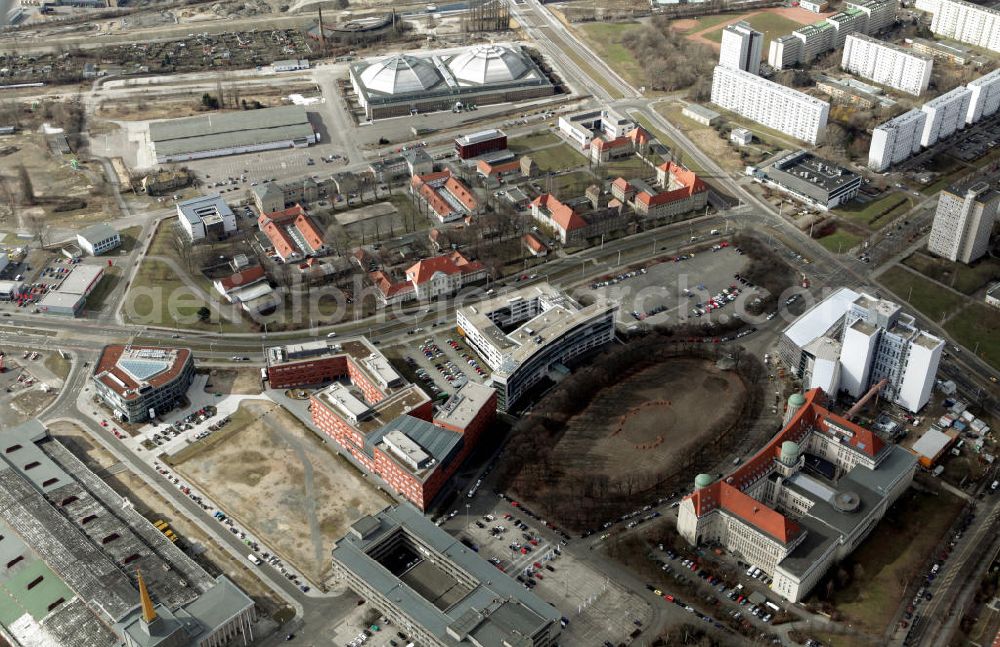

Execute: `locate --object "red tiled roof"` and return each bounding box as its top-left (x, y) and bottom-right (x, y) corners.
top-left (412, 170), bottom-right (478, 218)
top-left (611, 177), bottom-right (632, 192)
top-left (592, 135), bottom-right (630, 151)
top-left (217, 265), bottom-right (266, 293)
top-left (444, 176), bottom-right (478, 211)
top-left (369, 270), bottom-right (415, 298)
top-left (686, 388), bottom-right (887, 544)
top-left (258, 204), bottom-right (325, 259)
top-left (530, 194), bottom-right (588, 232)
top-left (522, 233), bottom-right (547, 253)
top-left (638, 162), bottom-right (709, 207)
top-left (476, 158), bottom-right (521, 176)
top-left (406, 251), bottom-right (484, 286)
top-left (628, 126), bottom-right (652, 146)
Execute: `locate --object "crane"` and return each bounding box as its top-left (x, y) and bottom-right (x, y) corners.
top-left (845, 378), bottom-right (889, 420)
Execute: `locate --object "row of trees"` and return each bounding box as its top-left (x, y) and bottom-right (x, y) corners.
top-left (622, 18), bottom-right (715, 96)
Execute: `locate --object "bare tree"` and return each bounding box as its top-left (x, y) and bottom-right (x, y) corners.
top-left (17, 164), bottom-right (35, 206)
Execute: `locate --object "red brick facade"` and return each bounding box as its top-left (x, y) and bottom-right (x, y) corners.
top-left (309, 387), bottom-right (494, 510)
top-left (268, 355), bottom-right (348, 389)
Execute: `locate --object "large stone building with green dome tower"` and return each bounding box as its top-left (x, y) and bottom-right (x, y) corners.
top-left (677, 388), bottom-right (917, 602)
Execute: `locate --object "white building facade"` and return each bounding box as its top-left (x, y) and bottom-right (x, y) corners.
top-left (920, 86), bottom-right (973, 147)
top-left (928, 181), bottom-right (1000, 264)
top-left (966, 68), bottom-right (1000, 124)
top-left (929, 0), bottom-right (1000, 53)
top-left (868, 109), bottom-right (927, 171)
top-left (841, 34), bottom-right (932, 96)
top-left (720, 21), bottom-right (764, 75)
top-left (710, 66), bottom-right (830, 144)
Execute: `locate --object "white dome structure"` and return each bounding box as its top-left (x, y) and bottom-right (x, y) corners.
top-left (447, 44), bottom-right (528, 86)
top-left (359, 55), bottom-right (440, 95)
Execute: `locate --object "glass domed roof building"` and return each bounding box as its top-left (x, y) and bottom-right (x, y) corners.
top-left (349, 43), bottom-right (555, 120)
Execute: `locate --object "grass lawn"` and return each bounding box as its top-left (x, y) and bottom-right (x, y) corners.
top-left (817, 228), bottom-right (863, 254)
top-left (920, 154), bottom-right (967, 195)
top-left (544, 26), bottom-right (623, 99)
top-left (702, 13), bottom-right (802, 49)
top-left (508, 132), bottom-right (562, 154)
top-left (902, 252), bottom-right (1000, 295)
top-left (578, 22), bottom-right (645, 89)
top-left (632, 114), bottom-right (708, 174)
top-left (669, 14), bottom-right (735, 33)
top-left (43, 353), bottom-right (71, 380)
top-left (529, 143), bottom-right (586, 173)
top-left (811, 487), bottom-right (963, 633)
top-left (551, 170), bottom-right (598, 198)
top-left (85, 265), bottom-right (123, 310)
top-left (835, 193), bottom-right (910, 230)
top-left (125, 259), bottom-right (243, 331)
top-left (602, 156), bottom-right (654, 180)
top-left (118, 225), bottom-right (144, 253)
top-left (945, 303), bottom-right (1000, 370)
top-left (878, 265), bottom-right (967, 323)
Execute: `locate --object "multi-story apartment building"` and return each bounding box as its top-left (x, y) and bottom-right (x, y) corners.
top-left (719, 21), bottom-right (764, 74)
top-left (827, 7), bottom-right (869, 48)
top-left (779, 288), bottom-right (944, 412)
top-left (768, 0), bottom-right (898, 68)
top-left (928, 0), bottom-right (1000, 53)
top-left (710, 66), bottom-right (830, 144)
top-left (920, 85), bottom-right (973, 146)
top-left (92, 346), bottom-right (195, 423)
top-left (768, 34), bottom-right (804, 69)
top-left (966, 68), bottom-right (1000, 124)
top-left (868, 109), bottom-right (927, 171)
top-left (678, 388), bottom-right (917, 603)
top-left (928, 180), bottom-right (1000, 264)
top-left (841, 34), bottom-right (933, 96)
top-left (850, 0), bottom-right (897, 32)
top-left (307, 339), bottom-right (496, 509)
top-left (457, 284), bottom-right (617, 411)
top-left (331, 504), bottom-right (562, 647)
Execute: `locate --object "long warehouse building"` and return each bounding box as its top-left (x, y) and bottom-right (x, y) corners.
top-left (148, 105), bottom-right (317, 163)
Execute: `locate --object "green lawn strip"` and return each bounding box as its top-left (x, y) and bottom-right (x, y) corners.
top-left (85, 265), bottom-right (123, 310)
top-left (817, 229), bottom-right (863, 254)
top-left (944, 302), bottom-right (1000, 370)
top-left (878, 265), bottom-right (967, 323)
top-left (632, 114), bottom-right (708, 175)
top-left (509, 132), bottom-right (562, 154)
top-left (529, 143), bottom-right (587, 172)
top-left (902, 252), bottom-right (1000, 295)
top-left (812, 487), bottom-right (963, 633)
top-left (835, 192), bottom-right (908, 229)
top-left (125, 259), bottom-right (243, 331)
top-left (578, 22), bottom-right (645, 88)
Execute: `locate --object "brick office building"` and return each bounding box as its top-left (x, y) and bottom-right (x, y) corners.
top-left (265, 339), bottom-right (404, 391)
top-left (309, 360), bottom-right (496, 509)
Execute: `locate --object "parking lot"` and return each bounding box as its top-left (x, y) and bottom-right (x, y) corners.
top-left (395, 332), bottom-right (492, 398)
top-left (455, 500), bottom-right (653, 647)
top-left (578, 243), bottom-right (751, 328)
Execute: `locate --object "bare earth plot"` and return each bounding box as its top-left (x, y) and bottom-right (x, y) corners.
top-left (175, 401), bottom-right (391, 585)
top-left (548, 358), bottom-right (746, 486)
